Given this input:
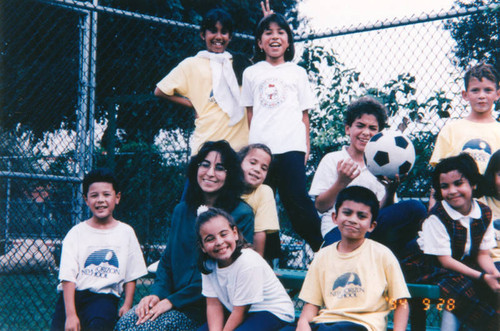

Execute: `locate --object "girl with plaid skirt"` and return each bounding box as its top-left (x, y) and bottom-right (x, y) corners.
top-left (402, 154), bottom-right (500, 330)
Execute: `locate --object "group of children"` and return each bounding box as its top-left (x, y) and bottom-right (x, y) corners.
top-left (50, 2), bottom-right (500, 331)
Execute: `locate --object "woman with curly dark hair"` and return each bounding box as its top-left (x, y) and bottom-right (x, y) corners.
top-left (116, 140), bottom-right (254, 331)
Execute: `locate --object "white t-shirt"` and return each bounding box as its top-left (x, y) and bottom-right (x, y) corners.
top-left (417, 200), bottom-right (496, 258)
top-left (309, 147), bottom-right (386, 236)
top-left (57, 221), bottom-right (148, 297)
top-left (240, 61), bottom-right (316, 154)
top-left (201, 248), bottom-right (294, 322)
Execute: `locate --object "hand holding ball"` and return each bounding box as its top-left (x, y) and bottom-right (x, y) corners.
top-left (363, 130), bottom-right (415, 180)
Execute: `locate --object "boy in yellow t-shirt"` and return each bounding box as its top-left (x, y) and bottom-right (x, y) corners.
top-left (290, 186), bottom-right (410, 331)
top-left (430, 63), bottom-right (500, 174)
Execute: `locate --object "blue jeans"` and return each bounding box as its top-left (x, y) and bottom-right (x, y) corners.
top-left (265, 151), bottom-right (323, 252)
top-left (51, 290), bottom-right (119, 331)
top-left (324, 200), bottom-right (427, 258)
top-left (280, 321), bottom-right (368, 330)
top-left (198, 311), bottom-right (287, 331)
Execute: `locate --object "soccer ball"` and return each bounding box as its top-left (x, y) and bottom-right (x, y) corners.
top-left (364, 130), bottom-right (415, 179)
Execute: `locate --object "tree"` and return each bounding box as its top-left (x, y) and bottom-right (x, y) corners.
top-left (445, 0), bottom-right (499, 75)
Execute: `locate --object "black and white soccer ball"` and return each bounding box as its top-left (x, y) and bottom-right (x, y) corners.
top-left (364, 130), bottom-right (415, 179)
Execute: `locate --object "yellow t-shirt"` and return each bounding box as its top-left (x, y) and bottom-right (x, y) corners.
top-left (299, 239), bottom-right (410, 331)
top-left (479, 196), bottom-right (500, 262)
top-left (430, 118), bottom-right (500, 173)
top-left (157, 56), bottom-right (249, 155)
top-left (241, 184), bottom-right (279, 233)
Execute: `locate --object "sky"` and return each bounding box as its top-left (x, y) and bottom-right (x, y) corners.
top-left (299, 0), bottom-right (457, 29)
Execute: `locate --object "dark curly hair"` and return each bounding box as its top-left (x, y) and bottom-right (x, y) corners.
top-left (82, 168), bottom-right (119, 197)
top-left (253, 13), bottom-right (295, 63)
top-left (186, 140), bottom-right (244, 211)
top-left (432, 153), bottom-right (483, 201)
top-left (195, 207), bottom-right (250, 274)
top-left (344, 96), bottom-right (387, 130)
top-left (483, 149), bottom-right (500, 197)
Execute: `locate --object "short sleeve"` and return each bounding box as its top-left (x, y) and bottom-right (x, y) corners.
top-left (240, 68), bottom-right (253, 107)
top-left (480, 220), bottom-right (497, 250)
top-left (297, 68), bottom-right (316, 111)
top-left (58, 227), bottom-right (80, 283)
top-left (309, 154), bottom-right (339, 197)
top-left (418, 215), bottom-right (452, 256)
top-left (156, 60), bottom-right (189, 97)
top-left (201, 273), bottom-right (218, 298)
top-left (384, 250), bottom-right (411, 300)
top-left (253, 185), bottom-right (280, 233)
top-left (429, 124), bottom-right (452, 167)
top-left (298, 253), bottom-right (324, 307)
top-left (124, 227), bottom-right (148, 282)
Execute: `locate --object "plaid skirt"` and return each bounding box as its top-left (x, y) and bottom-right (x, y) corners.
top-left (401, 243), bottom-right (499, 331)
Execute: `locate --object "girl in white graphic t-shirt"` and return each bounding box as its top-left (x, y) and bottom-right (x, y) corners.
top-left (240, 13), bottom-right (322, 251)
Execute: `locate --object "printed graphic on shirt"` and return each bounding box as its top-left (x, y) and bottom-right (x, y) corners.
top-left (82, 249), bottom-right (119, 279)
top-left (258, 78), bottom-right (286, 108)
top-left (462, 138), bottom-right (492, 166)
top-left (330, 272), bottom-right (364, 299)
top-left (208, 90), bottom-right (217, 104)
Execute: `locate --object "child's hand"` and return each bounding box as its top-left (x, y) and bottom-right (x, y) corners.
top-left (118, 303), bottom-right (132, 317)
top-left (484, 273), bottom-right (500, 292)
top-left (379, 174), bottom-right (402, 192)
top-left (337, 159), bottom-right (361, 186)
top-left (261, 0), bottom-right (274, 16)
top-left (64, 314), bottom-right (80, 331)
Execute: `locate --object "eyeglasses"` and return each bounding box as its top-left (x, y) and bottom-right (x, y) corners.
top-left (198, 160), bottom-right (227, 173)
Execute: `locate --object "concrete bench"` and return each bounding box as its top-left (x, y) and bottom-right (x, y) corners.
top-left (274, 268), bottom-right (441, 331)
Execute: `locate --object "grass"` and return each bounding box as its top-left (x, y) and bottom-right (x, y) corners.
top-left (0, 273), bottom-right (155, 331)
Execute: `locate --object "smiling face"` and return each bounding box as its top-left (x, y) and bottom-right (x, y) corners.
top-left (241, 148), bottom-right (271, 189)
top-left (439, 170), bottom-right (474, 215)
top-left (462, 77), bottom-right (500, 118)
top-left (201, 21), bottom-right (231, 54)
top-left (334, 200), bottom-right (375, 242)
top-left (258, 22), bottom-right (289, 65)
top-left (84, 182), bottom-right (120, 223)
top-left (199, 215), bottom-right (239, 268)
top-left (197, 151), bottom-right (227, 199)
top-left (345, 114), bottom-right (379, 156)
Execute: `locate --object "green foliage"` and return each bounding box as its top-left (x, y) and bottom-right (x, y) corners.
top-left (445, 0), bottom-right (500, 74)
top-left (299, 44), bottom-right (453, 197)
top-left (95, 140), bottom-right (186, 244)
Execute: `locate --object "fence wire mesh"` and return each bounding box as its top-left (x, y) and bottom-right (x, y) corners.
top-left (1, 0), bottom-right (498, 329)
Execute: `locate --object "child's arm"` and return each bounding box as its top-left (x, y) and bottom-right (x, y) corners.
top-left (302, 110), bottom-right (310, 164)
top-left (154, 87), bottom-right (194, 109)
top-left (438, 254), bottom-right (500, 291)
top-left (296, 303), bottom-right (319, 331)
top-left (223, 305), bottom-right (251, 331)
top-left (61, 281), bottom-right (80, 331)
top-left (206, 297), bottom-right (225, 331)
top-left (119, 280), bottom-right (136, 317)
top-left (477, 250), bottom-right (500, 291)
top-left (246, 107), bottom-right (253, 128)
top-left (315, 158), bottom-right (360, 212)
top-left (392, 299), bottom-right (410, 331)
top-left (253, 231), bottom-right (266, 257)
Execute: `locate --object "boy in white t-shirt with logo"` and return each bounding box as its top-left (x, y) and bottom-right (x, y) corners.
top-left (50, 168), bottom-right (147, 331)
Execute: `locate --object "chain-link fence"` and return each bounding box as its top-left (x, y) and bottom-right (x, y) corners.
top-left (1, 0), bottom-right (499, 329)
